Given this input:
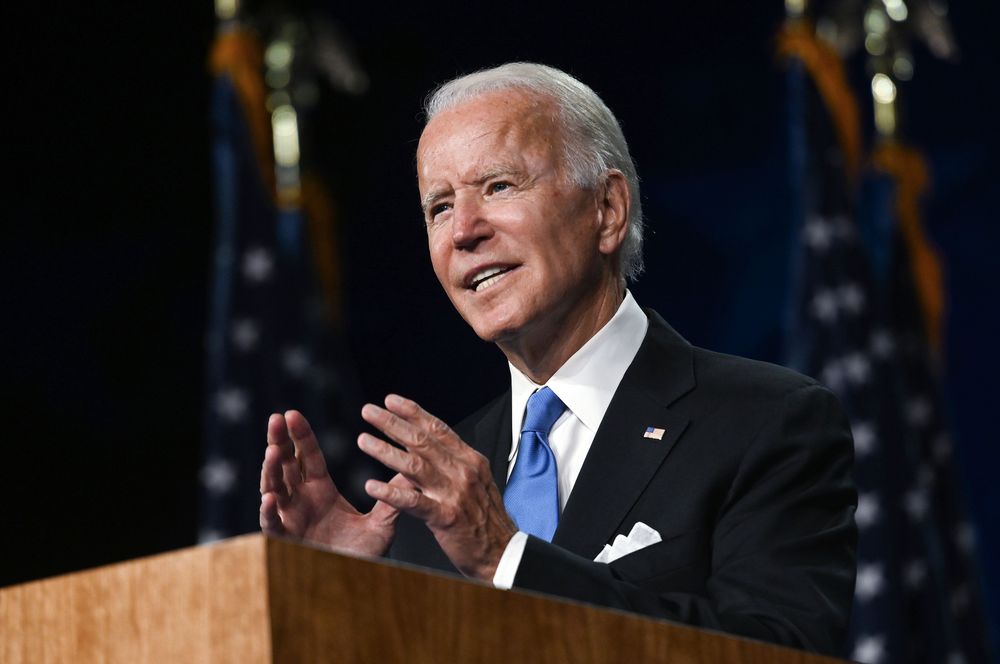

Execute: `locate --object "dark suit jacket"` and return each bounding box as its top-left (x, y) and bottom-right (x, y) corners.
top-left (389, 310), bottom-right (857, 657)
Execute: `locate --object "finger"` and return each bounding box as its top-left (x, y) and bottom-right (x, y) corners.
top-left (263, 414), bottom-right (298, 495)
top-left (357, 432), bottom-right (425, 481)
top-left (384, 394), bottom-right (457, 447)
top-left (368, 473), bottom-right (410, 523)
top-left (266, 412), bottom-right (296, 454)
top-left (285, 410), bottom-right (330, 481)
top-left (261, 443), bottom-right (291, 498)
top-left (259, 492), bottom-right (286, 535)
top-left (360, 403), bottom-right (424, 451)
top-left (365, 477), bottom-right (436, 521)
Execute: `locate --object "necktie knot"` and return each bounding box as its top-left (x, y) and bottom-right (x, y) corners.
top-left (521, 387), bottom-right (566, 434)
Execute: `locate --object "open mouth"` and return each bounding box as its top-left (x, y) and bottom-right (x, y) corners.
top-left (468, 265), bottom-right (517, 292)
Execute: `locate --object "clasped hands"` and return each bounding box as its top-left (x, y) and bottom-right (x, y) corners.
top-left (259, 394), bottom-right (517, 581)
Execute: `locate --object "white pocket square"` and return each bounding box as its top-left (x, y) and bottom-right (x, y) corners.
top-left (594, 522), bottom-right (662, 563)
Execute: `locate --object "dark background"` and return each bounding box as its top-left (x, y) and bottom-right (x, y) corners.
top-left (5, 0), bottom-right (998, 644)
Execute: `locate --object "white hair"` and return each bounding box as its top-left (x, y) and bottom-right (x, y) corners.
top-left (423, 62), bottom-right (645, 282)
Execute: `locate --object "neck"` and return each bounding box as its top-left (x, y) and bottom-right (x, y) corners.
top-left (499, 278), bottom-right (625, 384)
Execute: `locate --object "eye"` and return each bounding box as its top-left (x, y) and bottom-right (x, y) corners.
top-left (430, 202), bottom-right (452, 218)
top-left (488, 181), bottom-right (512, 194)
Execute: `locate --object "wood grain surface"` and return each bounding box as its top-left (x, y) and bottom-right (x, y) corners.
top-left (0, 534), bottom-right (271, 663)
top-left (265, 536), bottom-right (846, 664)
top-left (1, 534), bottom-right (847, 663)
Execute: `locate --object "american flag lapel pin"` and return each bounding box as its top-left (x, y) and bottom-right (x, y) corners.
top-left (643, 426), bottom-right (666, 440)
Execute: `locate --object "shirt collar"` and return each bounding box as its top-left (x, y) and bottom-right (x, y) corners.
top-left (509, 290), bottom-right (649, 437)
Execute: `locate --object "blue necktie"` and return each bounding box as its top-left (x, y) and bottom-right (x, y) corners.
top-left (504, 387), bottom-right (566, 542)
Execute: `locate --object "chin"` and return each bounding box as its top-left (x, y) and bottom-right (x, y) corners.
top-left (463, 308), bottom-right (527, 344)
top-left (468, 319), bottom-right (516, 344)
top-left (452, 282), bottom-right (540, 343)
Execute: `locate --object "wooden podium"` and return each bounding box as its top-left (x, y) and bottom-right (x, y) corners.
top-left (1, 534), bottom-right (844, 663)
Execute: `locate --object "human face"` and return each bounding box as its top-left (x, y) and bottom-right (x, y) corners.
top-left (417, 91), bottom-right (620, 352)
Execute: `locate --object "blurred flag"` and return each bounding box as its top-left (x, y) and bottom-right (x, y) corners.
top-left (781, 17), bottom-right (993, 664)
top-left (867, 142), bottom-right (992, 664)
top-left (199, 24), bottom-right (373, 542)
top-left (782, 21), bottom-right (907, 661)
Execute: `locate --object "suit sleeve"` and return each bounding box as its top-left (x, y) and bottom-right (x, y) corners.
top-left (510, 383), bottom-right (858, 657)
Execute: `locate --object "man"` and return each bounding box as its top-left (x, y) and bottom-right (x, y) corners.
top-left (260, 63), bottom-right (856, 656)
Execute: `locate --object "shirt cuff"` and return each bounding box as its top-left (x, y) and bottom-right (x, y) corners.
top-left (492, 531), bottom-right (528, 590)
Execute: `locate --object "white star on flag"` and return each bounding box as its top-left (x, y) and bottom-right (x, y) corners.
top-left (947, 651), bottom-right (968, 664)
top-left (856, 563), bottom-right (886, 602)
top-left (843, 352), bottom-right (871, 384)
top-left (852, 635), bottom-right (886, 664)
top-left (821, 360), bottom-right (847, 392)
top-left (200, 457), bottom-right (237, 494)
top-left (643, 427), bottom-right (666, 440)
top-left (851, 422), bottom-right (877, 456)
top-left (215, 387), bottom-right (249, 422)
top-left (803, 216), bottom-right (834, 251)
top-left (242, 247), bottom-right (274, 283)
top-left (810, 289), bottom-right (840, 323)
top-left (198, 528), bottom-right (225, 545)
top-left (869, 328), bottom-right (895, 359)
top-left (837, 283), bottom-right (866, 314)
top-left (231, 318), bottom-right (260, 351)
top-left (855, 492), bottom-right (881, 529)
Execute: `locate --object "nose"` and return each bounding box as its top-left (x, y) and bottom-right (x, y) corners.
top-left (451, 193), bottom-right (492, 250)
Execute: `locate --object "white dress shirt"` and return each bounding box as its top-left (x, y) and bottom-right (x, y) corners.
top-left (492, 290), bottom-right (648, 589)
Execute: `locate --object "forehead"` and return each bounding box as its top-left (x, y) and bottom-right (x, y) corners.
top-left (416, 90), bottom-right (562, 184)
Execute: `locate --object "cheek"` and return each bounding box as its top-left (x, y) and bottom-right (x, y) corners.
top-left (427, 233), bottom-right (450, 283)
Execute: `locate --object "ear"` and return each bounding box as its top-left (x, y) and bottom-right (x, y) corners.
top-left (595, 169), bottom-right (631, 257)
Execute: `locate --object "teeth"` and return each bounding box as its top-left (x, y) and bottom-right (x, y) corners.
top-left (473, 266), bottom-right (505, 283)
top-left (472, 266), bottom-right (512, 292)
top-left (476, 273), bottom-right (505, 291)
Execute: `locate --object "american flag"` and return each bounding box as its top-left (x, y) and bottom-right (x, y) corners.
top-left (783, 23), bottom-right (993, 664)
top-left (199, 26), bottom-right (375, 542)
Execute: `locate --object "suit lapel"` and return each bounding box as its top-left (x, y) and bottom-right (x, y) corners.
top-left (552, 311), bottom-right (696, 558)
top-left (468, 390), bottom-right (513, 491)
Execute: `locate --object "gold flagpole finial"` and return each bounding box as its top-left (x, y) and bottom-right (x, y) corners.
top-left (786, 0), bottom-right (807, 20)
top-left (215, 0), bottom-right (240, 22)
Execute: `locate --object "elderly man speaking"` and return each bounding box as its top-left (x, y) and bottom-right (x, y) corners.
top-left (259, 62), bottom-right (857, 656)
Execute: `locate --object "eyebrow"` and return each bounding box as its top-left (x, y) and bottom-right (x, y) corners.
top-left (421, 189), bottom-right (450, 215)
top-left (420, 165), bottom-right (525, 215)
